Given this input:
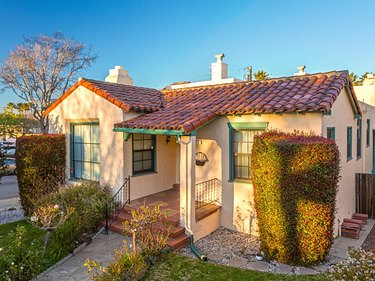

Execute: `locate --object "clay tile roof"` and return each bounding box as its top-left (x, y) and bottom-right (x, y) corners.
top-left (44, 78), bottom-right (164, 116)
top-left (114, 70), bottom-right (361, 134)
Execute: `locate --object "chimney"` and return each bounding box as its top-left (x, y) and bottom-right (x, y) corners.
top-left (211, 54), bottom-right (228, 81)
top-left (105, 66), bottom-right (134, 85)
top-left (294, 65), bottom-right (306, 76)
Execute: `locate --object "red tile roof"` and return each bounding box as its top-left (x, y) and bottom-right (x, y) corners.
top-left (114, 71), bottom-right (361, 134)
top-left (44, 78), bottom-right (164, 116)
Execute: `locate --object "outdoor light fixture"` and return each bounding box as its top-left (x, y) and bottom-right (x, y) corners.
top-left (166, 135), bottom-right (171, 145)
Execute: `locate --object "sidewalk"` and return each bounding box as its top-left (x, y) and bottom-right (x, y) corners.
top-left (38, 231), bottom-right (127, 281)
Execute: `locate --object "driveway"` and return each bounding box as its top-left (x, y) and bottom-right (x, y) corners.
top-left (0, 175), bottom-right (19, 199)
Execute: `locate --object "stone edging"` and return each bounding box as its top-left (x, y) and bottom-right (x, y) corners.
top-left (32, 227), bottom-right (105, 280)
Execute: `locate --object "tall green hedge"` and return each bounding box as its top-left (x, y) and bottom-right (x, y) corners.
top-left (16, 134), bottom-right (66, 214)
top-left (251, 131), bottom-right (340, 265)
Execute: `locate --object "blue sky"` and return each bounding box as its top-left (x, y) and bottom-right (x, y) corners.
top-left (1, 0), bottom-right (375, 109)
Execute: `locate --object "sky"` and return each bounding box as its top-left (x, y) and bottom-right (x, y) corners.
top-left (0, 0), bottom-right (375, 109)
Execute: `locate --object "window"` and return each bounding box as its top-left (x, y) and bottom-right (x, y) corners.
top-left (132, 134), bottom-right (156, 175)
top-left (327, 127), bottom-right (335, 140)
top-left (357, 119), bottom-right (362, 158)
top-left (347, 126), bottom-right (352, 160)
top-left (367, 119), bottom-right (370, 147)
top-left (232, 130), bottom-right (262, 180)
top-left (71, 123), bottom-right (100, 181)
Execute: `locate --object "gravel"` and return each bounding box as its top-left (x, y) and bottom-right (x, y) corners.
top-left (361, 223), bottom-right (375, 251)
top-left (0, 206), bottom-right (24, 224)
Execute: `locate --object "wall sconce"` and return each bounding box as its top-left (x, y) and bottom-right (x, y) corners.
top-left (166, 135), bottom-right (171, 145)
top-left (196, 139), bottom-right (203, 145)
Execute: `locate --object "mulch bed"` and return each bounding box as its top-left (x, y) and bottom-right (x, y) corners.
top-left (361, 223), bottom-right (375, 251)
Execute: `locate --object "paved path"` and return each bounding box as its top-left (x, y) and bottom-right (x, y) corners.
top-left (0, 175), bottom-right (19, 199)
top-left (38, 231), bottom-right (127, 281)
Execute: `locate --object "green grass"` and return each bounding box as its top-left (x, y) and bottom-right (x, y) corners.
top-left (144, 253), bottom-right (327, 281)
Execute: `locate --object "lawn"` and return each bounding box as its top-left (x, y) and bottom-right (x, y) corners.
top-left (144, 253), bottom-right (327, 281)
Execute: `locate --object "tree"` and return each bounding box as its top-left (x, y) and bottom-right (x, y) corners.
top-left (0, 146), bottom-right (7, 182)
top-left (349, 72), bottom-right (360, 86)
top-left (254, 70), bottom-right (270, 81)
top-left (0, 32), bottom-right (97, 133)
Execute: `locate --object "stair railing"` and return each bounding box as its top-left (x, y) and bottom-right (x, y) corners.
top-left (105, 175), bottom-right (131, 234)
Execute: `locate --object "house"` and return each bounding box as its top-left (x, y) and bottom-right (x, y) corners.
top-left (45, 55), bottom-right (375, 243)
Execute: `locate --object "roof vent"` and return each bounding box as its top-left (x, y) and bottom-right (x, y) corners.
top-left (211, 53), bottom-right (228, 81)
top-left (105, 65), bottom-right (134, 85)
top-left (294, 65), bottom-right (306, 76)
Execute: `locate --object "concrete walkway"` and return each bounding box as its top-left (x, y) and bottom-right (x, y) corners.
top-left (38, 231), bottom-right (127, 281)
top-left (0, 175), bottom-right (19, 199)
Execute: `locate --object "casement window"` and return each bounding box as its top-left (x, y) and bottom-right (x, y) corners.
top-left (347, 126), bottom-right (352, 161)
top-left (228, 122), bottom-right (268, 181)
top-left (71, 123), bottom-right (100, 181)
top-left (327, 127), bottom-right (335, 141)
top-left (367, 119), bottom-right (370, 147)
top-left (357, 119), bottom-right (362, 158)
top-left (132, 134), bottom-right (156, 175)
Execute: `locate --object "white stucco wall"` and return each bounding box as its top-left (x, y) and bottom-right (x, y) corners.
top-left (48, 86), bottom-right (125, 191)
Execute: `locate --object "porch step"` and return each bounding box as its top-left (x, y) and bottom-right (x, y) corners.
top-left (123, 205), bottom-right (180, 227)
top-left (341, 222), bottom-right (361, 239)
top-left (343, 218), bottom-right (364, 230)
top-left (352, 213), bottom-right (368, 224)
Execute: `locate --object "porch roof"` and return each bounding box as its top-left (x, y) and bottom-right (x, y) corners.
top-left (114, 71), bottom-right (361, 134)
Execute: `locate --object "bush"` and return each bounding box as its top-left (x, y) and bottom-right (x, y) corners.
top-left (326, 247), bottom-right (375, 280)
top-left (36, 181), bottom-right (110, 254)
top-left (251, 131), bottom-right (340, 265)
top-left (16, 134), bottom-right (66, 214)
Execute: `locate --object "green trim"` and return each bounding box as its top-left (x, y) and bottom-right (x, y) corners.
top-left (357, 118), bottom-right (362, 158)
top-left (347, 126), bottom-right (352, 161)
top-left (124, 132), bottom-right (131, 141)
top-left (366, 119), bottom-right (370, 147)
top-left (228, 126), bottom-right (234, 182)
top-left (227, 122), bottom-right (269, 130)
top-left (327, 127), bottom-right (335, 141)
top-left (324, 110), bottom-right (332, 116)
top-left (114, 127), bottom-right (185, 136)
top-left (345, 84), bottom-right (362, 118)
top-left (355, 114), bottom-right (361, 120)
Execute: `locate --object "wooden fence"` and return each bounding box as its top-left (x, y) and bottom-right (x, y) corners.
top-left (355, 173), bottom-right (375, 219)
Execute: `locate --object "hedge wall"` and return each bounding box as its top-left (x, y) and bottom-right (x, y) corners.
top-left (16, 134), bottom-right (66, 214)
top-left (251, 131), bottom-right (340, 265)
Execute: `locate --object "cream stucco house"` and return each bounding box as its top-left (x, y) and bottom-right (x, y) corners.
top-left (45, 55), bottom-right (375, 243)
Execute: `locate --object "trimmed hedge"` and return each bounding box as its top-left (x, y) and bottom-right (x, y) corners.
top-left (16, 134), bottom-right (66, 214)
top-left (251, 131), bottom-right (340, 265)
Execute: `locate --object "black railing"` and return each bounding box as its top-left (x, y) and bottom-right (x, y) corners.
top-left (195, 178), bottom-right (222, 210)
top-left (105, 175), bottom-right (131, 234)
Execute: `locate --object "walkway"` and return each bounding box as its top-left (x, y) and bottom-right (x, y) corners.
top-left (38, 231), bottom-right (127, 281)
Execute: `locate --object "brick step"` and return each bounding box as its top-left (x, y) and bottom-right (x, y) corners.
top-left (341, 222), bottom-right (360, 239)
top-left (116, 212), bottom-right (185, 238)
top-left (123, 205), bottom-right (180, 226)
top-left (352, 213), bottom-right (368, 225)
top-left (108, 221), bottom-right (189, 250)
top-left (343, 218), bottom-right (364, 229)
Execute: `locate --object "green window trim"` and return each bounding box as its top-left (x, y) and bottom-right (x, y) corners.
top-left (357, 119), bottom-right (362, 159)
top-left (327, 127), bottom-right (335, 141)
top-left (228, 122), bottom-right (268, 182)
top-left (347, 126), bottom-right (352, 161)
top-left (132, 133), bottom-right (157, 176)
top-left (367, 119), bottom-right (371, 146)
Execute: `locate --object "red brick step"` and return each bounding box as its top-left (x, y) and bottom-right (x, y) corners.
top-left (352, 213), bottom-right (368, 225)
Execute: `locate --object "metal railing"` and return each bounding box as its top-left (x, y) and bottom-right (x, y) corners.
top-left (195, 178), bottom-right (222, 210)
top-left (105, 175), bottom-right (131, 234)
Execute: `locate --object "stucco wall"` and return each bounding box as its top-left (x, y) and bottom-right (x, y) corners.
top-left (196, 113), bottom-right (323, 235)
top-left (124, 135), bottom-right (177, 200)
top-left (48, 85), bottom-right (125, 191)
top-left (354, 85), bottom-right (375, 106)
top-left (359, 101), bottom-right (375, 174)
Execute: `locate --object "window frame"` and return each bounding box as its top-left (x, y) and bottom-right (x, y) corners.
top-left (357, 118), bottom-right (362, 159)
top-left (70, 122), bottom-right (100, 181)
top-left (327, 127), bottom-right (335, 141)
top-left (367, 119), bottom-right (370, 147)
top-left (347, 126), bottom-right (353, 161)
top-left (132, 134), bottom-right (157, 176)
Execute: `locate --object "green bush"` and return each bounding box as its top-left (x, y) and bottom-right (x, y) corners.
top-left (251, 131), bottom-right (340, 265)
top-left (16, 134), bottom-right (66, 214)
top-left (37, 181), bottom-right (110, 254)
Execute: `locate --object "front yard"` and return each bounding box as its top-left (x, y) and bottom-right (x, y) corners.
top-left (144, 253), bottom-right (326, 281)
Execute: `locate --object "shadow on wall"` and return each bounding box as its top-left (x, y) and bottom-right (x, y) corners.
top-left (234, 199), bottom-right (257, 236)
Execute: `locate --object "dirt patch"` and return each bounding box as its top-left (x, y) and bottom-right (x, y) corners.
top-left (361, 223), bottom-right (375, 251)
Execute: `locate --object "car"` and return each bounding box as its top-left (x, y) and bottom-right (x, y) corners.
top-left (4, 158), bottom-right (16, 175)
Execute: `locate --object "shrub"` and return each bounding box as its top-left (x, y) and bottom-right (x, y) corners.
top-left (36, 181), bottom-right (110, 254)
top-left (16, 134), bottom-right (66, 214)
top-left (251, 131), bottom-right (340, 265)
top-left (326, 247), bottom-right (375, 280)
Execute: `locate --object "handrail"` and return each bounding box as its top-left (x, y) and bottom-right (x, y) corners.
top-left (105, 175), bottom-right (131, 234)
top-left (195, 178), bottom-right (222, 210)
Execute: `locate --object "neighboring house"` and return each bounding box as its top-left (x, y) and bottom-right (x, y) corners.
top-left (45, 55), bottom-right (375, 240)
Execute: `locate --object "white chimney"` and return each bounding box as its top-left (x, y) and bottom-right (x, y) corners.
top-left (294, 65), bottom-right (306, 76)
top-left (105, 66), bottom-right (134, 85)
top-left (211, 54), bottom-right (228, 82)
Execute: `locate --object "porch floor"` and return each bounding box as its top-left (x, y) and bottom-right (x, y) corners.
top-left (127, 187), bottom-right (220, 222)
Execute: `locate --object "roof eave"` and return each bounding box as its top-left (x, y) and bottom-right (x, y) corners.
top-left (113, 127), bottom-right (186, 136)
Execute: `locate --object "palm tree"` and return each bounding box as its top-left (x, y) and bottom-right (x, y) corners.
top-left (254, 70), bottom-right (270, 81)
top-left (359, 72), bottom-right (373, 85)
top-left (349, 72), bottom-right (360, 86)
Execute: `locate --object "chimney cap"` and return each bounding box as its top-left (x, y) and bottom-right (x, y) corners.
top-left (294, 65), bottom-right (307, 76)
top-left (215, 53), bottom-right (225, 62)
top-left (115, 65), bottom-right (124, 70)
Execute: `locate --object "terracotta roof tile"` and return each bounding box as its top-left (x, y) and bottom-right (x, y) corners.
top-left (114, 70), bottom-right (360, 134)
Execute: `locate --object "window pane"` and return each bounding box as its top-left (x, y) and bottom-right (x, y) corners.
top-left (134, 140), bottom-right (144, 150)
top-left (143, 134), bottom-right (152, 140)
top-left (143, 160), bottom-right (152, 170)
top-left (82, 162), bottom-right (91, 180)
top-left (73, 126), bottom-right (82, 142)
top-left (82, 125), bottom-right (91, 142)
top-left (143, 140), bottom-right (153, 149)
top-left (73, 143), bottom-right (82, 161)
top-left (134, 151), bottom-right (143, 161)
top-left (92, 163), bottom-right (100, 181)
top-left (134, 161), bottom-right (143, 172)
top-left (74, 161), bottom-right (82, 178)
top-left (91, 125), bottom-right (100, 143)
top-left (133, 134), bottom-right (143, 140)
top-left (83, 144), bottom-right (91, 161)
top-left (92, 144), bottom-right (100, 163)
